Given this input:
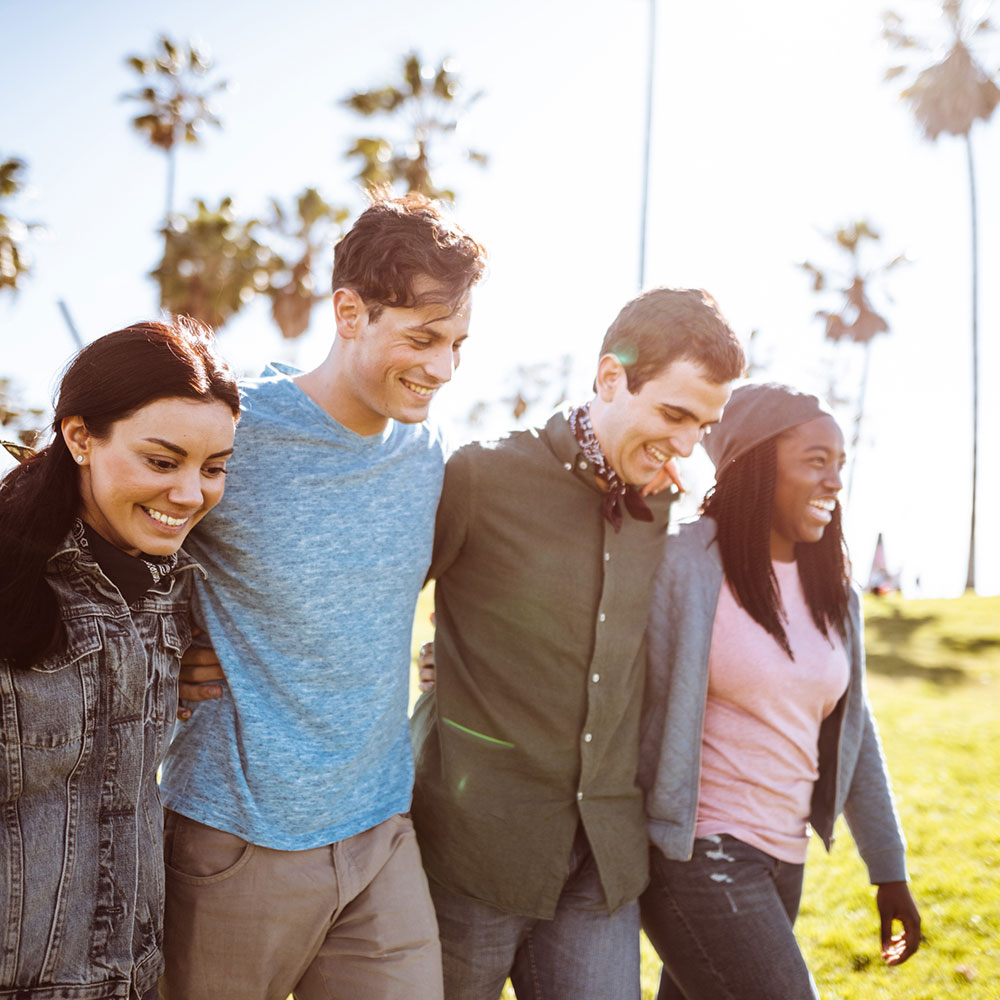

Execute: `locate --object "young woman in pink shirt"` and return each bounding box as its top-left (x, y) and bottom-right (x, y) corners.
top-left (639, 382), bottom-right (921, 999)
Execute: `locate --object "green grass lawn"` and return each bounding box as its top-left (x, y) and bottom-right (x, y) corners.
top-left (412, 591), bottom-right (1000, 999)
top-left (792, 593), bottom-right (1000, 1000)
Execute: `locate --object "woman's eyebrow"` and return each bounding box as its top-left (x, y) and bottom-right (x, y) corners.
top-left (142, 437), bottom-right (234, 460)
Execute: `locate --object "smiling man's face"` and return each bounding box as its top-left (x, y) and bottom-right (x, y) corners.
top-left (591, 356), bottom-right (732, 486)
top-left (337, 278), bottom-right (472, 436)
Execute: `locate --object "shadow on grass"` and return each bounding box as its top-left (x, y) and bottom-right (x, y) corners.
top-left (864, 606), bottom-right (970, 685)
top-left (865, 607), bottom-right (938, 646)
top-left (940, 635), bottom-right (1000, 654)
top-left (864, 652), bottom-right (968, 685)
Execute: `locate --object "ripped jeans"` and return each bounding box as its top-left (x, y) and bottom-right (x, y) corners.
top-left (639, 836), bottom-right (820, 1000)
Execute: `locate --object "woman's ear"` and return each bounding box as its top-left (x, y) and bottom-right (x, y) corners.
top-left (595, 353), bottom-right (626, 402)
top-left (61, 415), bottom-right (91, 464)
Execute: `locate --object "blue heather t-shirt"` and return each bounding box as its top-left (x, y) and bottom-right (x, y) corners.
top-left (160, 364), bottom-right (445, 849)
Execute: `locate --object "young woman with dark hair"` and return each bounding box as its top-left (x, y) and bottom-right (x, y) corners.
top-left (0, 318), bottom-right (239, 1000)
top-left (639, 382), bottom-right (921, 1000)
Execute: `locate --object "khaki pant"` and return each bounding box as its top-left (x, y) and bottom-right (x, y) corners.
top-left (159, 811), bottom-right (442, 1000)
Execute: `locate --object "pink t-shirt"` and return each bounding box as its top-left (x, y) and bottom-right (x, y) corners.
top-left (695, 559), bottom-right (849, 863)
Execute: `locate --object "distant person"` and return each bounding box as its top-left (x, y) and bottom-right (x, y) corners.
top-left (0, 321), bottom-right (239, 1000)
top-left (639, 382), bottom-right (921, 999)
top-left (158, 194), bottom-right (487, 1000)
top-left (411, 288), bottom-right (746, 1000)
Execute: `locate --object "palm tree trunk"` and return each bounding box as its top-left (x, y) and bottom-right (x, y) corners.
top-left (847, 340), bottom-right (872, 504)
top-left (166, 145), bottom-right (176, 223)
top-left (965, 133), bottom-right (978, 592)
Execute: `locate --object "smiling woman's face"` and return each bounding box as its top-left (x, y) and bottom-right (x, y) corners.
top-left (65, 396), bottom-right (236, 557)
top-left (770, 415), bottom-right (846, 562)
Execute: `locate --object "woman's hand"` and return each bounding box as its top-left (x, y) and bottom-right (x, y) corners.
top-left (176, 643), bottom-right (225, 721)
top-left (640, 458), bottom-right (684, 497)
top-left (876, 881), bottom-right (921, 965)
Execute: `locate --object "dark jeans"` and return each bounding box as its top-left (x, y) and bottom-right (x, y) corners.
top-left (640, 835), bottom-right (819, 1000)
top-left (429, 827), bottom-right (640, 1000)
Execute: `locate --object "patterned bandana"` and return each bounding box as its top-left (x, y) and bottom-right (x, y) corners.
top-left (74, 519), bottom-right (179, 605)
top-left (569, 402), bottom-right (654, 533)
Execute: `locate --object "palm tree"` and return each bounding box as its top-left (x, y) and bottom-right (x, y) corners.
top-left (265, 188), bottom-right (350, 340)
top-left (152, 197), bottom-right (279, 331)
top-left (801, 221), bottom-right (906, 501)
top-left (0, 378), bottom-right (46, 450)
top-left (0, 157), bottom-right (38, 295)
top-left (883, 0), bottom-right (1000, 591)
top-left (341, 52), bottom-right (487, 201)
top-left (123, 35), bottom-right (227, 222)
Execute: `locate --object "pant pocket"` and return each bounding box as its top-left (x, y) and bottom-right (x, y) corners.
top-left (164, 810), bottom-right (255, 883)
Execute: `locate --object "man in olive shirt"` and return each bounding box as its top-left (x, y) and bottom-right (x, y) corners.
top-left (411, 288), bottom-right (746, 1000)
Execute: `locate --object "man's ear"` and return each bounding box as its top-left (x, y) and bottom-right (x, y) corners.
top-left (333, 287), bottom-right (366, 340)
top-left (595, 353), bottom-right (627, 402)
top-left (61, 415), bottom-right (92, 463)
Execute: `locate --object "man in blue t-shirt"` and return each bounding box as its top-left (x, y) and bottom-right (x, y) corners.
top-left (159, 195), bottom-right (486, 1000)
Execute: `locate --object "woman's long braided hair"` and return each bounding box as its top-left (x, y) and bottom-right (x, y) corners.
top-left (702, 434), bottom-right (850, 658)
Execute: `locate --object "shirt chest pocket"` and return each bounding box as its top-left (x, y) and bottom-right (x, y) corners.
top-left (9, 618), bottom-right (104, 748)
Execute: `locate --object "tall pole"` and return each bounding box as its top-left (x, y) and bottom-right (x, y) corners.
top-left (964, 133), bottom-right (979, 592)
top-left (57, 299), bottom-right (85, 350)
top-left (638, 0), bottom-right (657, 290)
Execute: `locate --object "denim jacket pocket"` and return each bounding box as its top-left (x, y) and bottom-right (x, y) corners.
top-left (141, 615), bottom-right (187, 727)
top-left (159, 613), bottom-right (192, 661)
top-left (8, 617), bottom-right (103, 748)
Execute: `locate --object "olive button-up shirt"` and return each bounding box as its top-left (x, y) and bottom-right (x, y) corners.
top-left (411, 410), bottom-right (673, 918)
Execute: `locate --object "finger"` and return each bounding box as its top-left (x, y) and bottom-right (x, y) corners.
top-left (179, 663), bottom-right (226, 684)
top-left (640, 465), bottom-right (670, 498)
top-left (176, 705), bottom-right (192, 722)
top-left (178, 682), bottom-right (222, 702)
top-left (661, 459), bottom-right (684, 492)
top-left (881, 933), bottom-right (907, 966)
top-left (881, 923), bottom-right (920, 966)
top-left (181, 647), bottom-right (222, 667)
top-left (640, 459), bottom-right (685, 497)
top-left (894, 915), bottom-right (921, 964)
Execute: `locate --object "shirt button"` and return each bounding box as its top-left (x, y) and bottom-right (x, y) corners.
top-left (576, 791), bottom-right (584, 801)
top-left (604, 552), bottom-right (610, 561)
top-left (592, 673), bottom-right (600, 683)
top-left (578, 459), bottom-right (588, 470)
top-left (584, 733), bottom-right (593, 743)
top-left (563, 462), bottom-right (572, 471)
top-left (598, 612), bottom-right (606, 623)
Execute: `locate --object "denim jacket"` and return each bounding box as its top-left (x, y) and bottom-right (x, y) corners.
top-left (639, 517), bottom-right (908, 885)
top-left (0, 523), bottom-right (201, 999)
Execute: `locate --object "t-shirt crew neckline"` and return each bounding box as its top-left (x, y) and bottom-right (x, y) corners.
top-left (264, 362), bottom-right (396, 448)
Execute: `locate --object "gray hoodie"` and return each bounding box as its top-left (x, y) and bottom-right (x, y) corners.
top-left (639, 516), bottom-right (908, 885)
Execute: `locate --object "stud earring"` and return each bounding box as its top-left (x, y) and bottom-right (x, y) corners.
top-left (76, 455), bottom-right (85, 464)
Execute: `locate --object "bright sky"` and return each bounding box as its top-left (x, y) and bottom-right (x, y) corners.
top-left (2, 0), bottom-right (998, 595)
